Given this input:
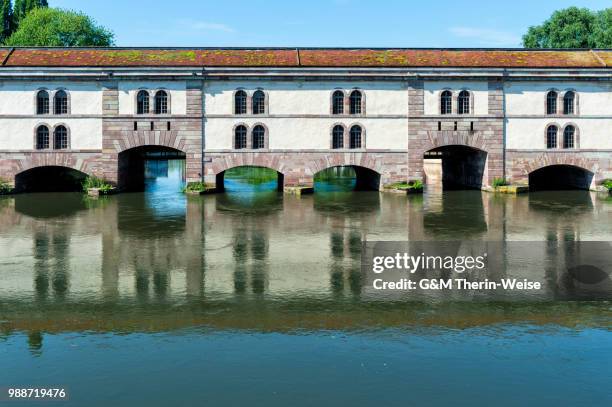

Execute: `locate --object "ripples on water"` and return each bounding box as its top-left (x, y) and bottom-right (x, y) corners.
top-left (1, 162), bottom-right (611, 406)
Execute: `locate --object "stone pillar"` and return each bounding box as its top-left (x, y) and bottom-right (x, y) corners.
top-left (407, 80), bottom-right (425, 181)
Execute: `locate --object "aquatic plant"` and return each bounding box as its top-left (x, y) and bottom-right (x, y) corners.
top-left (82, 176), bottom-right (113, 193)
top-left (385, 180), bottom-right (423, 190)
top-left (493, 177), bottom-right (508, 187)
top-left (603, 179), bottom-right (612, 190)
top-left (0, 178), bottom-right (13, 193)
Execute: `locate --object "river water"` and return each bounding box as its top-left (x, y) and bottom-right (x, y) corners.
top-left (1, 160), bottom-right (611, 406)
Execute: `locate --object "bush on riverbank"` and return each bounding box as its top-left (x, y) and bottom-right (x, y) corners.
top-left (0, 178), bottom-right (13, 193)
top-left (604, 179), bottom-right (612, 190)
top-left (82, 176), bottom-right (113, 193)
top-left (183, 181), bottom-right (217, 194)
top-left (386, 180), bottom-right (423, 191)
top-left (493, 177), bottom-right (508, 187)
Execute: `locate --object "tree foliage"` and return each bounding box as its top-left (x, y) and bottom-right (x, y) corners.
top-left (0, 0), bottom-right (12, 42)
top-left (5, 7), bottom-right (114, 46)
top-left (13, 0), bottom-right (46, 25)
top-left (523, 7), bottom-right (612, 48)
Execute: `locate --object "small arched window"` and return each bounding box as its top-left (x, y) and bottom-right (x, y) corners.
top-left (332, 90), bottom-right (344, 115)
top-left (563, 91), bottom-right (575, 115)
top-left (440, 90), bottom-right (452, 115)
top-left (546, 125), bottom-right (558, 149)
top-left (54, 90), bottom-right (68, 115)
top-left (546, 91), bottom-right (557, 115)
top-left (349, 125), bottom-right (362, 149)
top-left (235, 90), bottom-right (247, 114)
top-left (563, 125), bottom-right (575, 149)
top-left (137, 90), bottom-right (149, 114)
top-left (458, 90), bottom-right (470, 114)
top-left (332, 125), bottom-right (344, 149)
top-left (155, 90), bottom-right (168, 114)
top-left (252, 125), bottom-right (265, 149)
top-left (252, 90), bottom-right (265, 114)
top-left (36, 125), bottom-right (50, 150)
top-left (349, 90), bottom-right (362, 115)
top-left (54, 126), bottom-right (68, 149)
top-left (234, 125), bottom-right (247, 149)
top-left (36, 90), bottom-right (49, 115)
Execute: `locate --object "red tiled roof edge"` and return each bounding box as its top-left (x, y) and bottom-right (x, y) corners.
top-left (0, 47), bottom-right (610, 68)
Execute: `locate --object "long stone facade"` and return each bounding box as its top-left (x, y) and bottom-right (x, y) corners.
top-left (0, 47), bottom-right (610, 192)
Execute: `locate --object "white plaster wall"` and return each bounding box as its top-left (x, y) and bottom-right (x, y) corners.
top-left (118, 81), bottom-right (187, 115)
top-left (506, 118), bottom-right (612, 149)
top-left (0, 118), bottom-right (102, 150)
top-left (505, 81), bottom-right (612, 116)
top-left (423, 81), bottom-right (489, 115)
top-left (205, 117), bottom-right (407, 150)
top-left (204, 80), bottom-right (408, 116)
top-left (0, 81), bottom-right (103, 115)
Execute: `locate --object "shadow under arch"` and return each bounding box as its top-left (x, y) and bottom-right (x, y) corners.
top-left (424, 145), bottom-right (488, 190)
top-left (15, 165), bottom-right (88, 193)
top-left (216, 165), bottom-right (284, 193)
top-left (118, 145), bottom-right (186, 192)
top-left (529, 164), bottom-right (594, 191)
top-left (314, 165), bottom-right (381, 192)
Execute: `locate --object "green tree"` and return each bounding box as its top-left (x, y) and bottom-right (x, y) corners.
top-left (5, 7), bottom-right (114, 46)
top-left (13, 0), bottom-right (46, 25)
top-left (523, 7), bottom-right (612, 48)
top-left (0, 0), bottom-right (12, 42)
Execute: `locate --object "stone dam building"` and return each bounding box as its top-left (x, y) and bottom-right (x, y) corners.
top-left (0, 47), bottom-right (610, 192)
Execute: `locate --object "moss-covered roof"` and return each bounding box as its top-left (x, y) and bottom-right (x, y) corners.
top-left (0, 47), bottom-right (609, 68)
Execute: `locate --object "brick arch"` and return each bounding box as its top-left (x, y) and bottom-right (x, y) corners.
top-left (211, 153), bottom-right (286, 176)
top-left (108, 132), bottom-right (188, 154)
top-left (307, 153), bottom-right (382, 176)
top-left (421, 131), bottom-right (490, 154)
top-left (15, 153), bottom-right (97, 177)
top-left (521, 154), bottom-right (599, 176)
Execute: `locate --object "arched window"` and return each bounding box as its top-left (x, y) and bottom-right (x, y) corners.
top-left (36, 90), bottom-right (49, 115)
top-left (154, 90), bottom-right (168, 114)
top-left (349, 125), bottom-right (362, 149)
top-left (332, 125), bottom-right (344, 149)
top-left (563, 91), bottom-right (575, 115)
top-left (54, 90), bottom-right (68, 115)
top-left (252, 125), bottom-right (265, 149)
top-left (546, 91), bottom-right (557, 115)
top-left (349, 90), bottom-right (362, 114)
top-left (54, 126), bottom-right (68, 149)
top-left (234, 90), bottom-right (247, 114)
top-left (458, 90), bottom-right (470, 114)
top-left (36, 125), bottom-right (50, 150)
top-left (234, 125), bottom-right (247, 149)
top-left (137, 90), bottom-right (149, 114)
top-left (252, 90), bottom-right (265, 114)
top-left (332, 90), bottom-right (344, 115)
top-left (546, 125), bottom-right (558, 149)
top-left (563, 125), bottom-right (575, 149)
top-left (440, 90), bottom-right (452, 115)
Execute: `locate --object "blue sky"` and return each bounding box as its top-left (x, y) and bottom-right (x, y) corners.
top-left (51, 0), bottom-right (610, 47)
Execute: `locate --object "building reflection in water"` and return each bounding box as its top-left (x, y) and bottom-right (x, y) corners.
top-left (0, 180), bottom-right (610, 336)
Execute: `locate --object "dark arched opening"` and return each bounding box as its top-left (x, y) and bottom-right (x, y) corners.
top-left (216, 166), bottom-right (284, 193)
top-left (15, 166), bottom-right (87, 192)
top-left (314, 166), bottom-right (380, 192)
top-left (529, 165), bottom-right (593, 191)
top-left (424, 145), bottom-right (487, 190)
top-left (118, 146), bottom-right (186, 192)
